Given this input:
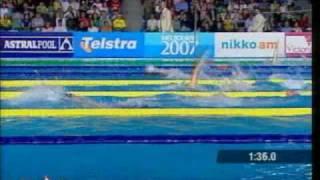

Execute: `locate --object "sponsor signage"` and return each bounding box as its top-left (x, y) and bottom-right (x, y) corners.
top-left (1, 32), bottom-right (311, 59)
top-left (215, 33), bottom-right (285, 58)
top-left (144, 33), bottom-right (214, 58)
top-left (0, 32), bottom-right (73, 57)
top-left (74, 32), bottom-right (144, 58)
top-left (285, 32), bottom-right (311, 57)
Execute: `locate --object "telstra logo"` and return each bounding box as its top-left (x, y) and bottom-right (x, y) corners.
top-left (80, 37), bottom-right (137, 53)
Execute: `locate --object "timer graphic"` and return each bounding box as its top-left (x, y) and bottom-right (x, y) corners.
top-left (217, 150), bottom-right (311, 164)
top-left (248, 152), bottom-right (277, 162)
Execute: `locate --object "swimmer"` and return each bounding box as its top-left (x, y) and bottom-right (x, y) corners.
top-left (63, 92), bottom-right (106, 107)
top-left (189, 50), bottom-right (212, 89)
top-left (145, 65), bottom-right (190, 79)
top-left (145, 65), bottom-right (174, 75)
top-left (189, 60), bottom-right (206, 89)
top-left (286, 90), bottom-right (299, 96)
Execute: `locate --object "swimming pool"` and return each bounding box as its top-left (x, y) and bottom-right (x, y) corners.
top-left (0, 58), bottom-right (312, 179)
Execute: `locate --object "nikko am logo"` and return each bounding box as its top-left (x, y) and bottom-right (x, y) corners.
top-left (221, 39), bottom-right (278, 49)
top-left (1, 37), bottom-right (73, 52)
top-left (80, 37), bottom-right (137, 53)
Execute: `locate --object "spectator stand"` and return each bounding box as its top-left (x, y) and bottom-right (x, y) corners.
top-left (0, 0), bottom-right (127, 32)
top-left (0, 0), bottom-right (311, 32)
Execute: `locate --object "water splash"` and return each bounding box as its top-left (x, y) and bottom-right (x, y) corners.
top-left (8, 85), bottom-right (106, 108)
top-left (5, 85), bottom-right (244, 108)
top-left (116, 96), bottom-right (160, 108)
top-left (280, 79), bottom-right (307, 90)
top-left (158, 83), bottom-right (212, 91)
top-left (269, 68), bottom-right (307, 90)
top-left (146, 63), bottom-right (253, 91)
top-left (232, 65), bottom-right (250, 80)
top-left (145, 65), bottom-right (190, 79)
top-left (218, 79), bottom-right (254, 91)
top-left (9, 85), bottom-right (67, 105)
top-left (217, 65), bottom-right (253, 91)
top-left (181, 94), bottom-right (243, 107)
top-left (116, 94), bottom-right (243, 108)
top-left (269, 73), bottom-right (290, 80)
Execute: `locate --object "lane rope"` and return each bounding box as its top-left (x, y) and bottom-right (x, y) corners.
top-left (0, 108), bottom-right (311, 117)
top-left (0, 134), bottom-right (311, 145)
top-left (1, 79), bottom-right (312, 87)
top-left (0, 91), bottom-right (312, 99)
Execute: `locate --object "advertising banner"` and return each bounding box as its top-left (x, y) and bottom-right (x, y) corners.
top-left (214, 33), bottom-right (285, 58)
top-left (74, 32), bottom-right (144, 58)
top-left (2, 32), bottom-right (309, 59)
top-left (285, 32), bottom-right (311, 57)
top-left (144, 33), bottom-right (214, 58)
top-left (0, 32), bottom-right (73, 58)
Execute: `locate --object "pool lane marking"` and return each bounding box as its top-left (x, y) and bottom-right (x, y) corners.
top-left (0, 91), bottom-right (312, 99)
top-left (0, 134), bottom-right (311, 145)
top-left (0, 108), bottom-right (311, 117)
top-left (1, 79), bottom-right (312, 87)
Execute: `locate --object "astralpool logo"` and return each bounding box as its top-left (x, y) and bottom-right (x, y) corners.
top-left (80, 37), bottom-right (137, 53)
top-left (1, 37), bottom-right (73, 52)
top-left (4, 40), bottom-right (57, 49)
top-left (221, 39), bottom-right (278, 49)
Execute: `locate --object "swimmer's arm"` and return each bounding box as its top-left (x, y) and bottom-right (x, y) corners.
top-left (190, 61), bottom-right (205, 88)
top-left (65, 93), bottom-right (106, 108)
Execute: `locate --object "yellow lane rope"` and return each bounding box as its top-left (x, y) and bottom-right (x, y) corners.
top-left (0, 108), bottom-right (311, 117)
top-left (0, 91), bottom-right (311, 99)
top-left (0, 79), bottom-right (312, 87)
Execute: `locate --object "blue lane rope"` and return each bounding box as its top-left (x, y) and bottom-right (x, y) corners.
top-left (0, 134), bottom-right (311, 145)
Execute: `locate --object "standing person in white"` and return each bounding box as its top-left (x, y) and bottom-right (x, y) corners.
top-left (160, 1), bottom-right (173, 32)
top-left (248, 9), bottom-right (266, 32)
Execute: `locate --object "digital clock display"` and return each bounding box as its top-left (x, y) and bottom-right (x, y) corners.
top-left (217, 150), bottom-right (311, 164)
top-left (248, 152), bottom-right (277, 162)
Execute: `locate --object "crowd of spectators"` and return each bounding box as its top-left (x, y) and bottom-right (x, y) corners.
top-left (143, 0), bottom-right (311, 32)
top-left (0, 0), bottom-right (127, 32)
top-left (0, 0), bottom-right (311, 32)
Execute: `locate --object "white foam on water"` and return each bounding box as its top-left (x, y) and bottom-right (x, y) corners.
top-left (269, 73), bottom-right (290, 79)
top-left (181, 94), bottom-right (243, 107)
top-left (145, 65), bottom-right (190, 79)
top-left (8, 85), bottom-right (108, 108)
top-left (281, 79), bottom-right (307, 90)
top-left (146, 63), bottom-right (254, 92)
top-left (158, 83), bottom-right (189, 90)
top-left (232, 65), bottom-right (250, 80)
top-left (9, 85), bottom-right (67, 105)
top-left (145, 64), bottom-right (212, 80)
top-left (269, 72), bottom-right (307, 90)
top-left (158, 83), bottom-right (211, 91)
top-left (217, 79), bottom-right (254, 91)
top-left (116, 96), bottom-right (161, 108)
top-left (216, 65), bottom-right (253, 91)
top-left (115, 94), bottom-right (243, 108)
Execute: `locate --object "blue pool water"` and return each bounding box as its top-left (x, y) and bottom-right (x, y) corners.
top-left (0, 62), bottom-right (312, 179)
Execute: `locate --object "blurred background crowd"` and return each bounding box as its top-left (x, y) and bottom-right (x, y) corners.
top-left (0, 0), bottom-right (125, 32)
top-left (0, 0), bottom-right (312, 32)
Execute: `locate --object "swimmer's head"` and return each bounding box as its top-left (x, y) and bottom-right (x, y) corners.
top-left (145, 65), bottom-right (156, 73)
top-left (65, 93), bottom-right (73, 97)
top-left (286, 90), bottom-right (299, 96)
